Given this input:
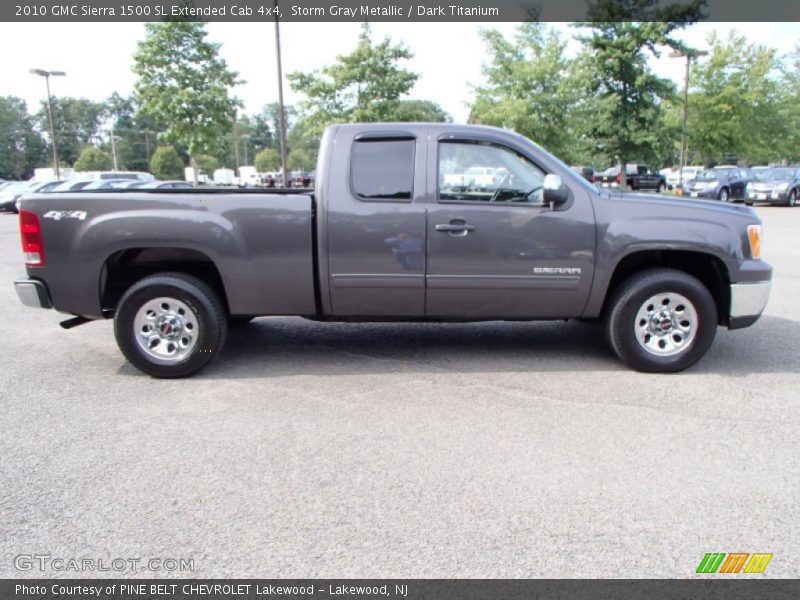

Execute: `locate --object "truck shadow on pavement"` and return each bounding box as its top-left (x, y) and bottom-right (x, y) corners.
top-left (128, 313), bottom-right (798, 379)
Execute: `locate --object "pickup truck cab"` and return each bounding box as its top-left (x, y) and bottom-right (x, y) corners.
top-left (15, 123), bottom-right (771, 377)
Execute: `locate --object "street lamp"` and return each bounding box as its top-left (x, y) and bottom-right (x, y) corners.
top-left (274, 0), bottom-right (289, 188)
top-left (669, 49), bottom-right (708, 186)
top-left (241, 134), bottom-right (251, 165)
top-left (30, 68), bottom-right (66, 179)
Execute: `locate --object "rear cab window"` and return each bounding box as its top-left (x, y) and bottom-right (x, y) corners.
top-left (350, 139), bottom-right (415, 201)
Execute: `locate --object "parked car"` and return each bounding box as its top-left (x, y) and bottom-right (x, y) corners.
top-left (50, 180), bottom-right (95, 193)
top-left (81, 180), bottom-right (132, 191)
top-left (571, 166), bottom-right (597, 183)
top-left (291, 171), bottom-right (314, 188)
top-left (745, 167), bottom-right (800, 206)
top-left (598, 164), bottom-right (667, 192)
top-left (667, 166), bottom-right (703, 189)
top-left (683, 166), bottom-right (753, 202)
top-left (147, 181), bottom-right (193, 190)
top-left (15, 123), bottom-right (770, 378)
top-left (1, 180), bottom-right (63, 213)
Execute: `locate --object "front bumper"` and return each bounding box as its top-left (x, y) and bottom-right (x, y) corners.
top-left (15, 277), bottom-right (52, 309)
top-left (746, 189), bottom-right (790, 203)
top-left (683, 187), bottom-right (717, 199)
top-left (728, 281), bottom-right (771, 329)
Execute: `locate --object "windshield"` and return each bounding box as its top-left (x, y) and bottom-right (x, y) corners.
top-left (696, 169), bottom-right (730, 181)
top-left (760, 168), bottom-right (796, 181)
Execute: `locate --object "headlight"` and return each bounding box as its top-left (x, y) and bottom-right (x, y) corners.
top-left (747, 224), bottom-right (762, 260)
top-left (705, 180), bottom-right (718, 189)
top-left (776, 182), bottom-right (789, 191)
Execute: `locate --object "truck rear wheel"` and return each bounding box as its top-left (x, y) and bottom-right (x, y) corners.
top-left (114, 273), bottom-right (227, 378)
top-left (605, 268), bottom-right (717, 373)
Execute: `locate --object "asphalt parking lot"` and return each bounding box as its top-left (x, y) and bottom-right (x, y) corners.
top-left (1, 205), bottom-right (798, 579)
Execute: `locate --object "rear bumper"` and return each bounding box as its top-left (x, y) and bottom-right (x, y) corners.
top-left (728, 281), bottom-right (771, 329)
top-left (15, 277), bottom-right (52, 309)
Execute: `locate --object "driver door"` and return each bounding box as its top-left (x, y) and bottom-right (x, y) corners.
top-left (425, 138), bottom-right (596, 318)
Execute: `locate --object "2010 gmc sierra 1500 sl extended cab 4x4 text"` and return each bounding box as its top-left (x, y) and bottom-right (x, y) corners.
top-left (14, 123), bottom-right (771, 377)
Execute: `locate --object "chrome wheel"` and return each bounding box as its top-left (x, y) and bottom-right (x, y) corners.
top-left (133, 296), bottom-right (198, 363)
top-left (634, 292), bottom-right (698, 357)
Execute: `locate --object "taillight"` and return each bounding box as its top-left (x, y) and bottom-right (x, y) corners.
top-left (616, 173), bottom-right (622, 184)
top-left (20, 210), bottom-right (45, 266)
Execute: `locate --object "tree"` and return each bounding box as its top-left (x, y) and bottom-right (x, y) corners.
top-left (254, 147), bottom-right (279, 172)
top-left (36, 97), bottom-right (105, 167)
top-left (469, 23), bottom-right (579, 161)
top-left (150, 146), bottom-right (184, 180)
top-left (195, 154), bottom-right (218, 175)
top-left (0, 96), bottom-right (46, 180)
top-left (288, 23), bottom-right (418, 138)
top-left (574, 1), bottom-right (703, 186)
top-left (288, 148), bottom-right (311, 171)
top-left (74, 147), bottom-right (112, 171)
top-left (133, 22), bottom-right (242, 184)
top-left (392, 100), bottom-right (451, 122)
top-left (688, 31), bottom-right (786, 165)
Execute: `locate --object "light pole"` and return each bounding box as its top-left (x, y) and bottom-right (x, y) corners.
top-left (110, 126), bottom-right (121, 171)
top-left (241, 134), bottom-right (251, 165)
top-left (274, 0), bottom-right (289, 188)
top-left (669, 49), bottom-right (708, 186)
top-left (30, 68), bottom-right (66, 178)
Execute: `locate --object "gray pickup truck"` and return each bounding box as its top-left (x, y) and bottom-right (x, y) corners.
top-left (15, 123), bottom-right (771, 377)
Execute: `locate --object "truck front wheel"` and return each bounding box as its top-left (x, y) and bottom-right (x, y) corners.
top-left (605, 269), bottom-right (717, 373)
top-left (114, 273), bottom-right (228, 378)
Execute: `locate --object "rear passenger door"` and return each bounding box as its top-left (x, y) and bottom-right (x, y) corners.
top-left (325, 129), bottom-right (428, 316)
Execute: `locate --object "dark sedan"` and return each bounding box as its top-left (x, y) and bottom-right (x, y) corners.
top-left (682, 167), bottom-right (753, 202)
top-left (745, 167), bottom-right (799, 206)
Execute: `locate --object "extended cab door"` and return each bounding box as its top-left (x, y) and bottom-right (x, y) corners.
top-left (425, 135), bottom-right (596, 318)
top-left (323, 127), bottom-right (428, 316)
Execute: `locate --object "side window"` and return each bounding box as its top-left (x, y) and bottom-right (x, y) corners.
top-left (351, 139), bottom-right (414, 201)
top-left (438, 141), bottom-right (547, 205)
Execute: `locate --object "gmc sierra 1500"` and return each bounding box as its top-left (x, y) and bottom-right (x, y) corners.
top-left (15, 123), bottom-right (771, 377)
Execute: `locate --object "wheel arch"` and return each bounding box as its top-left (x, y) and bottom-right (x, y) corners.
top-left (100, 247), bottom-right (230, 315)
top-left (598, 249), bottom-right (731, 326)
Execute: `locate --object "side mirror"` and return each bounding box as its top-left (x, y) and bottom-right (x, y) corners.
top-left (543, 174), bottom-right (570, 209)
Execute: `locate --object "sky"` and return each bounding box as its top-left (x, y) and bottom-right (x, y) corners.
top-left (0, 21), bottom-right (797, 124)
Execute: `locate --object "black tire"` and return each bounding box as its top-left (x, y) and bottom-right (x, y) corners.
top-left (788, 189), bottom-right (797, 207)
top-left (114, 273), bottom-right (227, 378)
top-left (605, 268), bottom-right (717, 373)
top-left (718, 187), bottom-right (730, 202)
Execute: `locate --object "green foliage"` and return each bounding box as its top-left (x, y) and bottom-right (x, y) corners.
top-left (254, 147), bottom-right (279, 172)
top-left (133, 22), bottom-right (242, 181)
top-left (195, 154), bottom-right (218, 174)
top-left (469, 23), bottom-right (580, 161)
top-left (288, 23), bottom-right (418, 139)
top-left (688, 31), bottom-right (786, 165)
top-left (150, 146), bottom-right (184, 180)
top-left (74, 146), bottom-right (112, 171)
top-left (37, 97), bottom-right (105, 167)
top-left (0, 96), bottom-right (45, 179)
top-left (288, 148), bottom-right (312, 171)
top-left (103, 93), bottom-right (165, 172)
top-left (574, 1), bottom-right (702, 178)
top-left (392, 100), bottom-right (451, 122)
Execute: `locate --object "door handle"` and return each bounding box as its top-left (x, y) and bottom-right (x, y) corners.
top-left (435, 222), bottom-right (476, 234)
